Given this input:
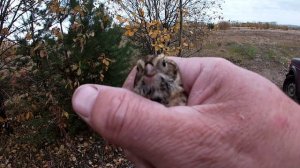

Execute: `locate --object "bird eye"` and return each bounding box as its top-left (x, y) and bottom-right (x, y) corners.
top-left (162, 60), bottom-right (167, 67)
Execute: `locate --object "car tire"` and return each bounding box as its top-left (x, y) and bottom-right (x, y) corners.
top-left (283, 75), bottom-right (297, 100)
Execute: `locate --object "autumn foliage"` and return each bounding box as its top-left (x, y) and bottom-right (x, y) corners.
top-left (0, 0), bottom-right (225, 166)
top-left (112, 0), bottom-right (223, 56)
top-left (0, 0), bottom-right (133, 139)
top-left (0, 0), bottom-right (224, 138)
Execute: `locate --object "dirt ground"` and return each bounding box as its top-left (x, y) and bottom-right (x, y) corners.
top-left (199, 28), bottom-right (300, 87)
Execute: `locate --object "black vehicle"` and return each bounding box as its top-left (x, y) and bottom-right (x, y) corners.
top-left (283, 58), bottom-right (300, 102)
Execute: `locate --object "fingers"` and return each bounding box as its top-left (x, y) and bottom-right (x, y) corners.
top-left (72, 84), bottom-right (209, 167)
top-left (122, 67), bottom-right (136, 90)
top-left (72, 84), bottom-right (186, 150)
top-left (123, 57), bottom-right (236, 94)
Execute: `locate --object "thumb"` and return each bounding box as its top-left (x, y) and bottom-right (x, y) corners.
top-left (72, 84), bottom-right (172, 148)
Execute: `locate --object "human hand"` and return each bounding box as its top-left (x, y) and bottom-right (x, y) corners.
top-left (72, 57), bottom-right (300, 168)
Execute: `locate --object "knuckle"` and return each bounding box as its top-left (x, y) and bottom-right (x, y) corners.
top-left (212, 58), bottom-right (235, 75)
top-left (213, 57), bottom-right (232, 68)
top-left (101, 89), bottom-right (142, 142)
top-left (103, 89), bottom-right (130, 140)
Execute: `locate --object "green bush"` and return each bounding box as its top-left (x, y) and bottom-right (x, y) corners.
top-left (3, 1), bottom-right (134, 141)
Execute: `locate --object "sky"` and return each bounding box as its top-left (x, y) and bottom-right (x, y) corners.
top-left (222, 0), bottom-right (300, 26)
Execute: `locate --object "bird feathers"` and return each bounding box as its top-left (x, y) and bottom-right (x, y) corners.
top-left (133, 54), bottom-right (187, 107)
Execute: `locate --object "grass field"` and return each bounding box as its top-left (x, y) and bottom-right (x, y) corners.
top-left (198, 28), bottom-right (300, 87)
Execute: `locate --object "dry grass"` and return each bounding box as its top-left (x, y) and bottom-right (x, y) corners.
top-left (201, 28), bottom-right (300, 60)
top-left (194, 28), bottom-right (300, 87)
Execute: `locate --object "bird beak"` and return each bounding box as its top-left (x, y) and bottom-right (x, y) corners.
top-left (145, 63), bottom-right (156, 77)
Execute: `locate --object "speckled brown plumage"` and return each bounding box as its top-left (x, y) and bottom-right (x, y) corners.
top-left (133, 54), bottom-right (187, 107)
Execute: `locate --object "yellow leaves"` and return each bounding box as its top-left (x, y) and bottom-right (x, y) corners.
top-left (51, 27), bottom-right (63, 39)
top-left (124, 25), bottom-right (138, 37)
top-left (102, 58), bottom-right (111, 67)
top-left (64, 63), bottom-right (83, 89)
top-left (70, 63), bottom-right (82, 76)
top-left (76, 68), bottom-right (82, 76)
top-left (124, 30), bottom-right (135, 37)
top-left (119, 11), bottom-right (193, 55)
top-left (116, 15), bottom-right (128, 23)
top-left (89, 31), bottom-right (95, 37)
top-left (72, 30), bottom-right (94, 53)
top-left (122, 19), bottom-right (181, 54)
top-left (49, 0), bottom-right (69, 15)
top-left (65, 79), bottom-right (79, 89)
top-left (72, 5), bottom-right (84, 16)
top-left (157, 34), bottom-right (171, 43)
top-left (152, 43), bottom-right (165, 51)
top-left (183, 42), bottom-right (189, 47)
top-left (124, 25), bottom-right (130, 30)
top-left (100, 73), bottom-right (105, 82)
top-left (149, 30), bottom-right (160, 39)
top-left (62, 111), bottom-right (69, 119)
top-left (0, 28), bottom-right (9, 36)
top-left (163, 34), bottom-right (171, 41)
top-left (33, 41), bottom-right (48, 58)
top-left (25, 112), bottom-right (33, 120)
top-left (101, 57), bottom-right (112, 72)
top-left (116, 15), bottom-right (123, 22)
top-left (189, 42), bottom-right (195, 48)
top-left (103, 15), bottom-right (110, 22)
top-left (146, 22), bottom-right (175, 53)
top-left (98, 54), bottom-right (112, 82)
top-left (72, 33), bottom-right (87, 52)
top-left (16, 112), bottom-right (34, 123)
top-left (71, 64), bottom-right (78, 71)
top-left (173, 23), bottom-right (181, 32)
top-left (138, 8), bottom-right (144, 17)
top-left (79, 38), bottom-right (85, 52)
top-left (49, 0), bottom-right (61, 14)
top-left (25, 33), bottom-right (32, 40)
top-left (164, 47), bottom-right (180, 56)
top-left (146, 20), bottom-right (161, 28)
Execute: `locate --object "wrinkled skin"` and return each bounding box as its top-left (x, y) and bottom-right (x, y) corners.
top-left (72, 57), bottom-right (300, 168)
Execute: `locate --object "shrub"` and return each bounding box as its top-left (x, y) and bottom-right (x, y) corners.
top-left (1, 1), bottom-right (134, 140)
top-left (217, 21), bottom-right (231, 30)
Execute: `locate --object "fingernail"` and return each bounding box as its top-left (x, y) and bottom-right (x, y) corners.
top-left (72, 85), bottom-right (99, 119)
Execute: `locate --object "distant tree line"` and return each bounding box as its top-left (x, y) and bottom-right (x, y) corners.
top-left (215, 21), bottom-right (300, 31)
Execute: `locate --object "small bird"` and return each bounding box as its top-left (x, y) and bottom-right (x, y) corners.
top-left (133, 54), bottom-right (187, 107)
